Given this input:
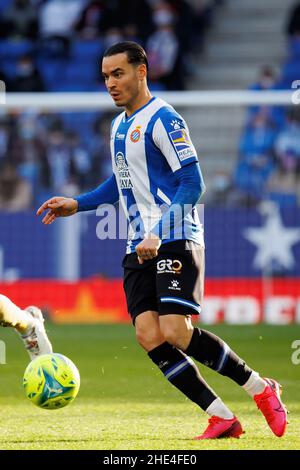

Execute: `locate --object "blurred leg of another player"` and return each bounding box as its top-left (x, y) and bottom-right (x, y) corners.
top-left (0, 294), bottom-right (53, 360)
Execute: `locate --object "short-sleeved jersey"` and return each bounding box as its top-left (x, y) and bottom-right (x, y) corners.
top-left (110, 96), bottom-right (204, 254)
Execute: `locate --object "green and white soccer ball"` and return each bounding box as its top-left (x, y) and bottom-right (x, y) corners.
top-left (23, 353), bottom-right (80, 410)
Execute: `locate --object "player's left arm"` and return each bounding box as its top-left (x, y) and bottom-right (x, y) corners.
top-left (136, 110), bottom-right (205, 263)
top-left (151, 161), bottom-right (205, 238)
top-left (136, 162), bottom-right (205, 263)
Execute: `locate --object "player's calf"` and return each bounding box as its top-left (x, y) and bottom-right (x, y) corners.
top-left (185, 327), bottom-right (255, 385)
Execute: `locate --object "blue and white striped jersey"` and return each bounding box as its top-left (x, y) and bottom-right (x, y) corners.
top-left (110, 96), bottom-right (204, 254)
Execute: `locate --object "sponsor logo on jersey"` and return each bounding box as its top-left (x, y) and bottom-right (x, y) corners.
top-left (116, 132), bottom-right (126, 140)
top-left (169, 128), bottom-right (195, 161)
top-left (115, 152), bottom-right (133, 189)
top-left (157, 259), bottom-right (182, 274)
top-left (130, 126), bottom-right (141, 143)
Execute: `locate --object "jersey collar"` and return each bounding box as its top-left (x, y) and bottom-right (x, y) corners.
top-left (124, 96), bottom-right (156, 123)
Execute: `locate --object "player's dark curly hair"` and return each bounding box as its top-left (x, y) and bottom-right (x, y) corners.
top-left (103, 41), bottom-right (148, 71)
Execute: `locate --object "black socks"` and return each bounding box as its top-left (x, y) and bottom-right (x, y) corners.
top-left (148, 342), bottom-right (217, 411)
top-left (185, 328), bottom-right (252, 386)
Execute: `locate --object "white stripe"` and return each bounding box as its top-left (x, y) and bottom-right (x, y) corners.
top-left (157, 187), bottom-right (171, 205)
top-left (111, 112), bottom-right (125, 135)
top-left (160, 297), bottom-right (201, 313)
top-left (152, 118), bottom-right (181, 172)
top-left (124, 100), bottom-right (164, 235)
top-left (165, 358), bottom-right (191, 380)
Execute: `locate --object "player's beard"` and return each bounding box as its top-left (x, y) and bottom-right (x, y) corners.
top-left (122, 86), bottom-right (140, 110)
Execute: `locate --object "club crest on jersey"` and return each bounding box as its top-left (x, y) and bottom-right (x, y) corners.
top-left (115, 152), bottom-right (133, 189)
top-left (169, 128), bottom-right (195, 161)
top-left (130, 126), bottom-right (141, 143)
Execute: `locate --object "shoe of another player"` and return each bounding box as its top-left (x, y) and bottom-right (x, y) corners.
top-left (20, 306), bottom-right (53, 360)
top-left (254, 378), bottom-right (288, 437)
top-left (194, 416), bottom-right (244, 440)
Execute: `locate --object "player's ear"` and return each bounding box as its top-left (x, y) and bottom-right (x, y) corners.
top-left (137, 64), bottom-right (147, 81)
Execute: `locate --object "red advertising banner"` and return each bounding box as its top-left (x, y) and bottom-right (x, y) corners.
top-left (0, 278), bottom-right (299, 324)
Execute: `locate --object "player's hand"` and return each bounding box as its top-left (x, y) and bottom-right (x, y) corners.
top-left (136, 233), bottom-right (161, 264)
top-left (36, 197), bottom-right (78, 225)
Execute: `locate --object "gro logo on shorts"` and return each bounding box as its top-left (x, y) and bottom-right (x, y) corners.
top-left (157, 259), bottom-right (182, 274)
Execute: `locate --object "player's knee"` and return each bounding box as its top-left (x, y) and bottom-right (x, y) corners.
top-left (160, 323), bottom-right (182, 347)
top-left (135, 325), bottom-right (163, 351)
top-left (160, 320), bottom-right (193, 350)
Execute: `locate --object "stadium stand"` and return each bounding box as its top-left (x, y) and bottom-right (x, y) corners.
top-left (0, 0), bottom-right (299, 208)
top-left (0, 0), bottom-right (224, 208)
top-left (184, 0), bottom-right (300, 207)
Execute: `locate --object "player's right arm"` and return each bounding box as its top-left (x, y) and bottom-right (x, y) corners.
top-left (37, 174), bottom-right (119, 225)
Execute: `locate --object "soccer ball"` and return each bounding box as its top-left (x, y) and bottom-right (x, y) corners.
top-left (23, 353), bottom-right (80, 410)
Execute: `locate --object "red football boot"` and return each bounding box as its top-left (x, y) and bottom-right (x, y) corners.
top-left (254, 378), bottom-right (288, 437)
top-left (194, 416), bottom-right (244, 440)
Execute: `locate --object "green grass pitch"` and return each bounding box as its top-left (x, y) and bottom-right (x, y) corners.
top-left (0, 323), bottom-right (299, 450)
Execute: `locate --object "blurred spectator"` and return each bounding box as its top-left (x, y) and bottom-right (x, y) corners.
top-left (240, 111), bottom-right (278, 156)
top-left (41, 125), bottom-right (72, 191)
top-left (146, 1), bottom-right (182, 90)
top-left (40, 123), bottom-right (93, 195)
top-left (287, 1), bottom-right (300, 36)
top-left (8, 55), bottom-right (45, 92)
top-left (75, 0), bottom-right (110, 40)
top-left (65, 130), bottom-right (91, 189)
top-left (233, 112), bottom-right (277, 200)
top-left (168, 0), bottom-right (196, 48)
top-left (250, 66), bottom-right (277, 91)
top-left (0, 161), bottom-right (33, 211)
top-left (204, 170), bottom-right (232, 206)
top-left (274, 110), bottom-right (300, 175)
top-left (39, 0), bottom-right (86, 56)
top-left (8, 111), bottom-right (46, 191)
top-left (88, 113), bottom-right (114, 186)
top-left (0, 0), bottom-right (39, 40)
top-left (118, 0), bottom-right (154, 43)
top-left (184, 0), bottom-right (220, 50)
top-left (248, 66), bottom-right (285, 127)
top-left (266, 170), bottom-right (299, 207)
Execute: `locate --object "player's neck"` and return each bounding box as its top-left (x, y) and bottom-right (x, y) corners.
top-left (125, 89), bottom-right (153, 117)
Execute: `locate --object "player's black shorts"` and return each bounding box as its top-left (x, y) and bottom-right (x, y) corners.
top-left (122, 240), bottom-right (204, 324)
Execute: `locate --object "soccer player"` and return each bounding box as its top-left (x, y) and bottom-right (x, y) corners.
top-left (36, 42), bottom-right (287, 439)
top-left (0, 294), bottom-right (52, 359)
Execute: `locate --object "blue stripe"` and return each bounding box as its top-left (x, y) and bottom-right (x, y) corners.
top-left (114, 118), bottom-right (145, 237)
top-left (160, 297), bottom-right (201, 313)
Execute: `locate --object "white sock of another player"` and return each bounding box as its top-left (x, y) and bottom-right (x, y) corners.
top-left (206, 397), bottom-right (234, 420)
top-left (0, 294), bottom-right (34, 333)
top-left (242, 371), bottom-right (266, 397)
